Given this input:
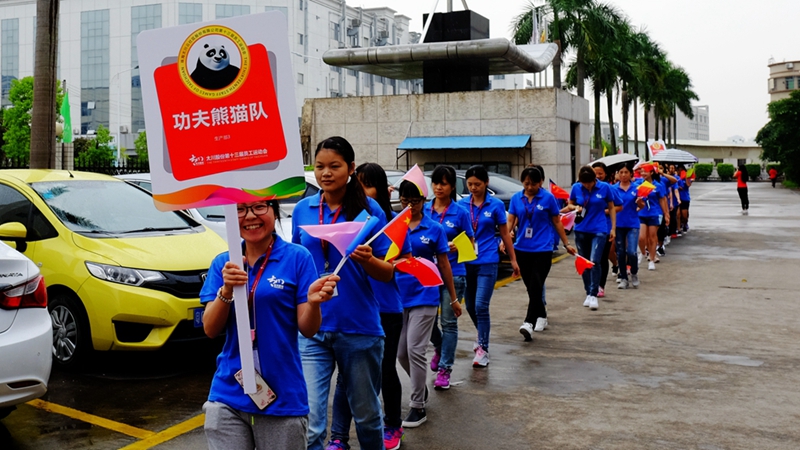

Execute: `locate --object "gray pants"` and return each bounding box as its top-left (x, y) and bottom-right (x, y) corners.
top-left (203, 401), bottom-right (308, 450)
top-left (397, 306), bottom-right (437, 409)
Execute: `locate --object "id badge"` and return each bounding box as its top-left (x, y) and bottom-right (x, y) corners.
top-left (234, 369), bottom-right (277, 410)
top-left (474, 242), bottom-right (479, 256)
top-left (524, 227), bottom-right (533, 239)
top-left (321, 272), bottom-right (339, 297)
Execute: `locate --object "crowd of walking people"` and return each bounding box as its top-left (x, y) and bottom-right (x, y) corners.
top-left (198, 135), bottom-right (697, 450)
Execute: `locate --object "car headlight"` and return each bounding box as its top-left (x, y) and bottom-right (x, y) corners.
top-left (85, 262), bottom-right (165, 286)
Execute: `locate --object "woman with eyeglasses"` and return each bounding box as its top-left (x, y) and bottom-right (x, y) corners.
top-left (507, 167), bottom-right (575, 340)
top-left (200, 199), bottom-right (339, 450)
top-left (396, 180), bottom-right (457, 428)
top-left (426, 165), bottom-right (472, 391)
top-left (292, 137), bottom-right (395, 450)
top-left (458, 165), bottom-right (520, 367)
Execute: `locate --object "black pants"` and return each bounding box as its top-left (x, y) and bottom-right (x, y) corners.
top-left (737, 187), bottom-right (749, 210)
top-left (380, 312), bottom-right (403, 427)
top-left (516, 250), bottom-right (552, 323)
top-left (771, 177), bottom-right (777, 188)
top-left (599, 239), bottom-right (612, 289)
top-left (657, 215), bottom-right (668, 243)
top-left (668, 207), bottom-right (678, 235)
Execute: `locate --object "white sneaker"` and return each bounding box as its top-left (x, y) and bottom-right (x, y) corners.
top-left (665, 236), bottom-right (671, 246)
top-left (534, 317), bottom-right (548, 332)
top-left (618, 279), bottom-right (628, 289)
top-left (616, 276), bottom-right (622, 283)
top-left (589, 296), bottom-right (599, 310)
top-left (473, 346), bottom-right (489, 368)
top-left (648, 261), bottom-right (656, 271)
top-left (519, 322), bottom-right (533, 341)
top-left (741, 210), bottom-right (746, 215)
top-left (631, 273), bottom-right (640, 287)
top-left (637, 252), bottom-right (643, 264)
top-left (744, 210), bottom-right (749, 215)
top-left (583, 295), bottom-right (591, 307)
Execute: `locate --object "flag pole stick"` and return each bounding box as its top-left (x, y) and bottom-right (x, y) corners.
top-left (363, 206), bottom-right (410, 247)
top-left (331, 253), bottom-right (349, 276)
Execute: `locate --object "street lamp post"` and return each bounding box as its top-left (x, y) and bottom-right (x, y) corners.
top-left (111, 66), bottom-right (138, 162)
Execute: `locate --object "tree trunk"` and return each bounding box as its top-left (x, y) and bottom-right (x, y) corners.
top-left (553, 40), bottom-right (562, 89)
top-left (576, 47), bottom-right (585, 98)
top-left (661, 117), bottom-right (667, 145)
top-left (654, 112), bottom-right (659, 140)
top-left (30, 0), bottom-right (59, 169)
top-left (594, 86), bottom-right (601, 153)
top-left (673, 105), bottom-right (678, 144)
top-left (621, 87), bottom-right (629, 154)
top-left (643, 104), bottom-right (650, 160)
top-left (607, 86), bottom-right (616, 155)
top-left (633, 97), bottom-right (638, 157)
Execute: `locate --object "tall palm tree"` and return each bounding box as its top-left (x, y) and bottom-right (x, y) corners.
top-left (30, 0), bottom-right (60, 169)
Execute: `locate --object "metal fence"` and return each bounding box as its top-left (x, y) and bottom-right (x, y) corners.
top-left (0, 157), bottom-right (150, 175)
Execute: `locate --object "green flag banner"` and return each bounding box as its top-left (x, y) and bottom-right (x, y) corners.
top-left (60, 91), bottom-right (72, 144)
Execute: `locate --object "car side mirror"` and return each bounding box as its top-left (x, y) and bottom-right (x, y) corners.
top-left (0, 222), bottom-right (28, 253)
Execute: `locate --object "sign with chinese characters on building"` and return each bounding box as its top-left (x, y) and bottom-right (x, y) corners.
top-left (137, 12), bottom-right (304, 211)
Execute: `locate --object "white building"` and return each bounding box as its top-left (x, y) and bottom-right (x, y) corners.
top-left (0, 0), bottom-right (416, 151)
top-left (675, 104), bottom-right (709, 141)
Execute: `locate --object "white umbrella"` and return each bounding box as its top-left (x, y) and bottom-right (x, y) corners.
top-left (592, 154), bottom-right (639, 168)
top-left (652, 149), bottom-right (698, 163)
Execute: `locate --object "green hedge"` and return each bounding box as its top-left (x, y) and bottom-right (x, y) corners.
top-left (767, 163), bottom-right (782, 175)
top-left (745, 163), bottom-right (762, 180)
top-left (694, 163), bottom-right (713, 180)
top-left (717, 163), bottom-right (735, 181)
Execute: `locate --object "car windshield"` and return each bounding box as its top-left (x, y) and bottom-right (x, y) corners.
top-left (196, 205), bottom-right (226, 221)
top-left (31, 180), bottom-right (194, 234)
top-left (488, 174), bottom-right (523, 194)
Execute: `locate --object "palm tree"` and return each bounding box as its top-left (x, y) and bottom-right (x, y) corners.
top-left (30, 0), bottom-right (60, 169)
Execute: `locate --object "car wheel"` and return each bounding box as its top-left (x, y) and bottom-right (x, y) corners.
top-left (49, 293), bottom-right (91, 368)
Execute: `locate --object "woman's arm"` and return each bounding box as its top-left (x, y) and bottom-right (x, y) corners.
top-left (350, 244), bottom-right (394, 282)
top-left (297, 274), bottom-right (340, 338)
top-left (507, 213), bottom-right (518, 241)
top-left (551, 215), bottom-right (577, 255)
top-left (659, 197), bottom-right (670, 225)
top-left (203, 262), bottom-right (248, 339)
top-left (607, 200), bottom-right (617, 241)
top-left (498, 223), bottom-right (520, 278)
top-left (436, 255), bottom-right (461, 318)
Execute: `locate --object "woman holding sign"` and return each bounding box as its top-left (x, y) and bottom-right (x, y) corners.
top-left (459, 165), bottom-right (520, 368)
top-left (292, 137), bottom-right (394, 450)
top-left (200, 199), bottom-right (339, 450)
top-left (426, 165), bottom-right (473, 390)
top-left (508, 167), bottom-right (576, 340)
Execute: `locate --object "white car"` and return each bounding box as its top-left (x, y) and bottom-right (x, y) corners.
top-left (116, 174), bottom-right (293, 242)
top-left (0, 223), bottom-right (51, 419)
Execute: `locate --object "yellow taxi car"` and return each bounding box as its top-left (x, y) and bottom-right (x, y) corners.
top-left (0, 170), bottom-right (227, 368)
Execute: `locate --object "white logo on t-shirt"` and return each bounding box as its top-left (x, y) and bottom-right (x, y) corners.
top-left (267, 275), bottom-right (285, 290)
top-left (445, 220), bottom-right (455, 228)
top-left (536, 204), bottom-right (544, 210)
top-left (483, 211), bottom-right (492, 217)
top-left (420, 235), bottom-right (431, 244)
top-left (595, 193), bottom-right (602, 199)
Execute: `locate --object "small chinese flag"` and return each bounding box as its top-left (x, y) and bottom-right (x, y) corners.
top-left (452, 231), bottom-right (477, 263)
top-left (575, 255), bottom-right (595, 275)
top-left (637, 181), bottom-right (656, 198)
top-left (395, 257), bottom-right (443, 287)
top-left (549, 179), bottom-right (570, 200)
top-left (560, 210), bottom-right (577, 231)
top-left (686, 167), bottom-right (695, 179)
top-left (383, 207), bottom-right (412, 261)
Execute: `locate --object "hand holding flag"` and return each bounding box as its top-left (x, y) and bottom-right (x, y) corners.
top-left (299, 209), bottom-right (379, 276)
top-left (575, 255), bottom-right (595, 275)
top-left (560, 210), bottom-right (577, 231)
top-left (452, 231), bottom-right (477, 263)
top-left (637, 181), bottom-right (656, 198)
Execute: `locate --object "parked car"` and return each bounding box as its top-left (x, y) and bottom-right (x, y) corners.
top-left (0, 170), bottom-right (227, 368)
top-left (0, 231), bottom-right (51, 419)
top-left (389, 170), bottom-right (520, 212)
top-left (116, 173), bottom-right (293, 241)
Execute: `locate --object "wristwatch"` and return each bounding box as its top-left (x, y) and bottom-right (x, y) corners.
top-left (216, 287), bottom-right (233, 304)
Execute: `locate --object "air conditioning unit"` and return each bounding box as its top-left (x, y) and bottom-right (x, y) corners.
top-left (787, 62), bottom-right (794, 69)
top-left (350, 19), bottom-right (361, 28)
top-left (379, 30), bottom-right (389, 39)
top-left (119, 125), bottom-right (129, 133)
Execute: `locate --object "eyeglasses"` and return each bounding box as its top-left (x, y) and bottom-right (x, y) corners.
top-left (400, 197), bottom-right (424, 206)
top-left (237, 203), bottom-right (271, 218)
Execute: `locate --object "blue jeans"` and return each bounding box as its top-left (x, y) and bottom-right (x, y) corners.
top-left (464, 263), bottom-right (498, 351)
top-left (615, 227), bottom-right (639, 279)
top-left (300, 332), bottom-right (384, 450)
top-left (574, 231), bottom-right (607, 296)
top-left (431, 276), bottom-right (466, 371)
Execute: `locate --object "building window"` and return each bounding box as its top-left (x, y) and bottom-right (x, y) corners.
top-left (297, 73), bottom-right (304, 84)
top-left (179, 3), bottom-right (203, 25)
top-left (788, 77), bottom-right (796, 90)
top-left (347, 69), bottom-right (357, 77)
top-left (330, 22), bottom-right (340, 41)
top-left (299, 0), bottom-right (304, 10)
top-left (216, 4), bottom-right (250, 19)
top-left (298, 33), bottom-right (304, 45)
top-left (131, 4), bottom-right (162, 134)
top-left (1, 18), bottom-right (19, 107)
top-left (265, 6), bottom-right (288, 18)
top-left (81, 9), bottom-right (110, 135)
top-left (494, 75), bottom-right (505, 80)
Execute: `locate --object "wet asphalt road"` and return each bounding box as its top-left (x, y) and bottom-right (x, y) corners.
top-left (2, 181), bottom-right (799, 449)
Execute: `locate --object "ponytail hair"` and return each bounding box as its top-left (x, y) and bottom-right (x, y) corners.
top-left (356, 162), bottom-right (393, 219)
top-left (315, 136), bottom-right (369, 221)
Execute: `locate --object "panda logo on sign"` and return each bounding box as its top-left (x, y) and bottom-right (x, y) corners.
top-left (190, 40), bottom-right (241, 90)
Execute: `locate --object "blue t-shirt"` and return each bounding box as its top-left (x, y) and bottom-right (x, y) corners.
top-left (424, 200), bottom-right (474, 277)
top-left (371, 211), bottom-right (413, 314)
top-left (200, 236), bottom-right (315, 416)
top-left (458, 194), bottom-right (507, 264)
top-left (569, 181), bottom-right (615, 234)
top-left (291, 193), bottom-right (390, 336)
top-left (397, 215), bottom-right (450, 309)
top-left (634, 179), bottom-right (663, 218)
top-left (679, 179), bottom-right (691, 202)
top-left (508, 189), bottom-right (560, 253)
top-left (613, 182), bottom-right (640, 229)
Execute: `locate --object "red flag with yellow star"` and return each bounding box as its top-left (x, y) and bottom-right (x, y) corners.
top-left (383, 207), bottom-right (412, 261)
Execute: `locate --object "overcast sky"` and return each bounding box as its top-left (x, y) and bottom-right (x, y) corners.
top-left (352, 0), bottom-right (800, 142)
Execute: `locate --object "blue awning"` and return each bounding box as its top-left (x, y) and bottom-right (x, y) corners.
top-left (397, 135), bottom-right (531, 150)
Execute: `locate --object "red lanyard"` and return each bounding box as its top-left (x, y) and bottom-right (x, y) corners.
top-left (523, 193), bottom-right (539, 220)
top-left (318, 195), bottom-right (342, 270)
top-left (246, 242), bottom-right (273, 343)
top-left (431, 200), bottom-right (450, 224)
top-left (469, 196), bottom-right (485, 232)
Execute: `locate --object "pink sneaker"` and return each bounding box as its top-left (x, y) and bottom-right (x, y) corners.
top-left (473, 346), bottom-right (489, 367)
top-left (430, 348), bottom-right (440, 372)
top-left (434, 368), bottom-right (451, 390)
top-left (383, 426), bottom-right (404, 450)
top-left (597, 287), bottom-right (605, 298)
